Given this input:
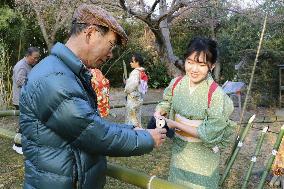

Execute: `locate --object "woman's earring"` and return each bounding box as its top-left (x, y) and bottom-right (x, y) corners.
top-left (207, 71), bottom-right (212, 78)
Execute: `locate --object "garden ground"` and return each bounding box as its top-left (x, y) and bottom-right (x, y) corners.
top-left (0, 88), bottom-right (282, 189)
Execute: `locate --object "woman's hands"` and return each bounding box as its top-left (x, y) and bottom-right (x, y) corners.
top-left (153, 111), bottom-right (161, 118)
top-left (153, 112), bottom-right (201, 138)
top-left (154, 111), bottom-right (177, 129)
top-left (163, 118), bottom-right (177, 129)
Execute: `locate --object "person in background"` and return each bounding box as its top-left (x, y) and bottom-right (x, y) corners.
top-left (12, 46), bottom-right (40, 155)
top-left (12, 47), bottom-right (40, 109)
top-left (19, 4), bottom-right (166, 189)
top-left (155, 37), bottom-right (236, 188)
top-left (125, 53), bottom-right (148, 128)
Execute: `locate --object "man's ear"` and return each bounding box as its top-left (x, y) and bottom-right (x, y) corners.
top-left (84, 30), bottom-right (91, 44)
top-left (84, 26), bottom-right (96, 43)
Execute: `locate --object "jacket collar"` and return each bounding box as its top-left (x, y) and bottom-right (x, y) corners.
top-left (50, 42), bottom-right (92, 81)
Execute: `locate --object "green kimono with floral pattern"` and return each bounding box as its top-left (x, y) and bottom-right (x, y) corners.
top-left (156, 75), bottom-right (236, 189)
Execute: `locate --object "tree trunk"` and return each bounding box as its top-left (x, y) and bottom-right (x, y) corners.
top-left (33, 8), bottom-right (53, 52)
top-left (159, 20), bottom-right (175, 63)
top-left (118, 0), bottom-right (184, 77)
top-left (210, 0), bottom-right (220, 82)
top-left (159, 20), bottom-right (182, 77)
top-left (157, 0), bottom-right (182, 77)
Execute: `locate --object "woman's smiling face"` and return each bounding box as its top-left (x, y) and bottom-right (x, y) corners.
top-left (185, 51), bottom-right (214, 87)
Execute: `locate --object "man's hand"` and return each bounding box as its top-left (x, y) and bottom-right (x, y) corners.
top-left (147, 128), bottom-right (167, 148)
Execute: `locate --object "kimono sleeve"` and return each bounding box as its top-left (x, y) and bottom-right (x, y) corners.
top-left (124, 70), bottom-right (140, 94)
top-left (155, 78), bottom-right (179, 116)
top-left (197, 89), bottom-right (237, 148)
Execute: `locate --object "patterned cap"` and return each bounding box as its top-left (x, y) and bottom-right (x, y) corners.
top-left (73, 4), bottom-right (128, 46)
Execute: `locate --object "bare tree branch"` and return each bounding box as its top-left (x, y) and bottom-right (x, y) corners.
top-left (168, 6), bottom-right (190, 22)
top-left (16, 0), bottom-right (81, 51)
top-left (138, 0), bottom-right (146, 12)
top-left (52, 13), bottom-right (69, 41)
top-left (119, 0), bottom-right (150, 23)
top-left (155, 2), bottom-right (186, 23)
top-left (170, 0), bottom-right (177, 8)
top-left (30, 1), bottom-right (51, 49)
top-left (150, 0), bottom-right (160, 13)
top-left (119, 0), bottom-right (129, 12)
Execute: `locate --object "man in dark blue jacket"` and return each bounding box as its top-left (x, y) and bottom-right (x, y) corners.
top-left (20, 4), bottom-right (166, 189)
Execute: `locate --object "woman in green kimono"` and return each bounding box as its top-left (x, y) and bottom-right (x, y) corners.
top-left (154, 37), bottom-right (236, 188)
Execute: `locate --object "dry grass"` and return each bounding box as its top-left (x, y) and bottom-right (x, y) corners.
top-left (0, 137), bottom-right (24, 189)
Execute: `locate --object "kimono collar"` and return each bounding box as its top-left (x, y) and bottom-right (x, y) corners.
top-left (135, 67), bottom-right (145, 71)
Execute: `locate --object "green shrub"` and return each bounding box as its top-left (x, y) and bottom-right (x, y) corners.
top-left (237, 49), bottom-right (284, 107)
top-left (0, 40), bottom-right (12, 110)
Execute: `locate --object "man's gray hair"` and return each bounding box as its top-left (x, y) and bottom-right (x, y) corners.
top-left (26, 47), bottom-right (40, 56)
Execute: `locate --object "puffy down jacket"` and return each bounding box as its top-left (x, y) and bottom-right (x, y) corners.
top-left (20, 42), bottom-right (154, 189)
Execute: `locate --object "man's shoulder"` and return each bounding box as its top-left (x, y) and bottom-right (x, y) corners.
top-left (35, 55), bottom-right (67, 72)
top-left (14, 58), bottom-right (28, 69)
top-left (17, 58), bottom-right (26, 64)
top-left (28, 55), bottom-right (74, 82)
top-left (42, 54), bottom-right (62, 63)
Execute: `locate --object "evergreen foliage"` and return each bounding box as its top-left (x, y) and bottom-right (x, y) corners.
top-left (1, 0), bottom-right (284, 106)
